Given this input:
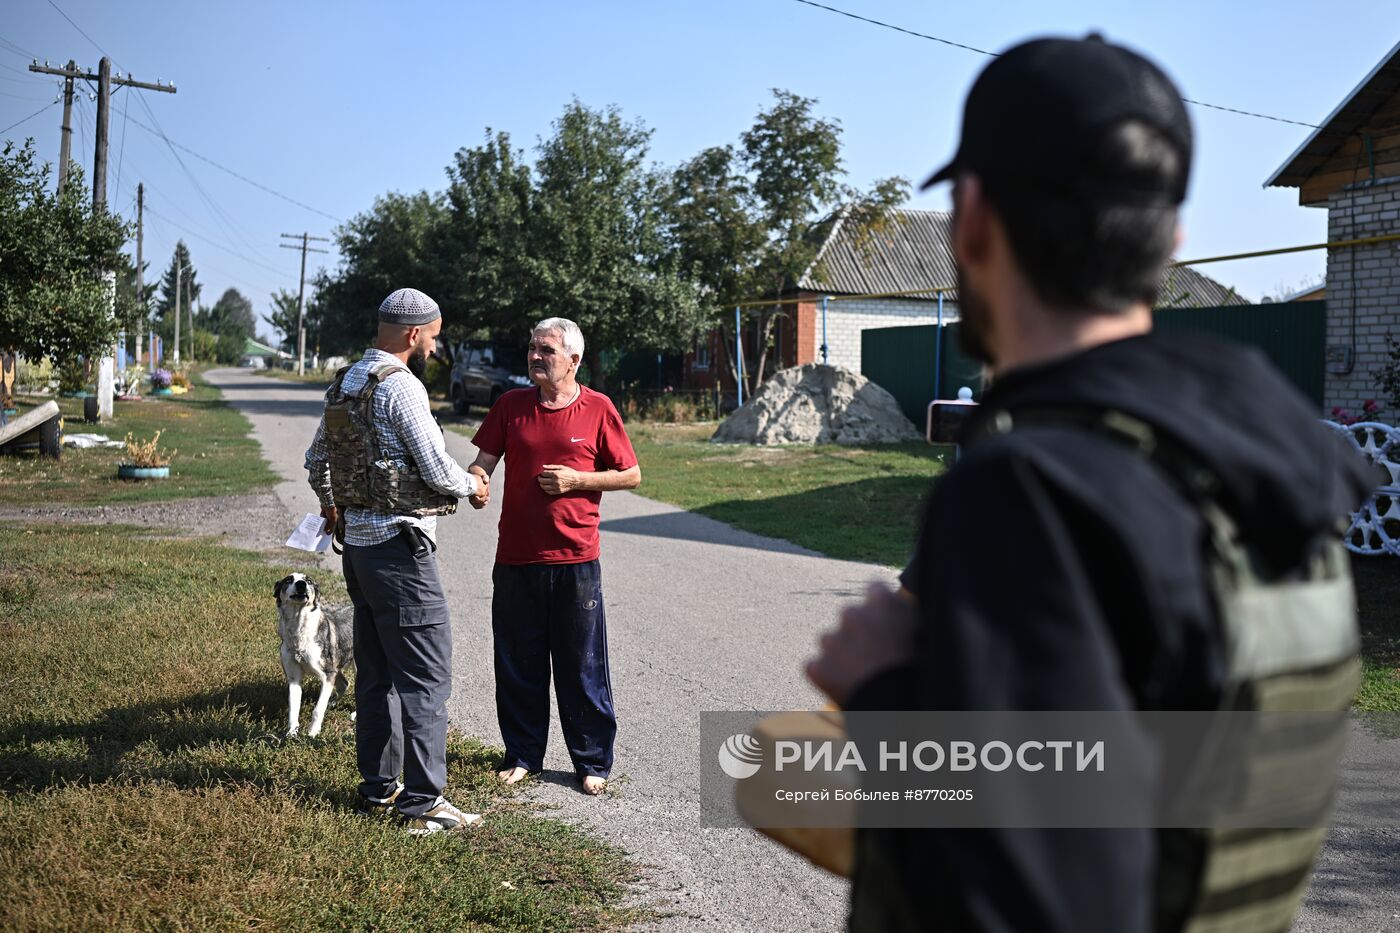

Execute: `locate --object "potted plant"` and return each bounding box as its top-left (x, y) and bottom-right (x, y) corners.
top-left (169, 370), bottom-right (191, 395)
top-left (118, 430), bottom-right (176, 480)
top-left (150, 368), bottom-right (174, 396)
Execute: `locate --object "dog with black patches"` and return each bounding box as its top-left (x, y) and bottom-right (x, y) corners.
top-left (273, 573), bottom-right (355, 738)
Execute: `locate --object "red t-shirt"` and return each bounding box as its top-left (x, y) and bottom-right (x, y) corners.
top-left (472, 385), bottom-right (638, 565)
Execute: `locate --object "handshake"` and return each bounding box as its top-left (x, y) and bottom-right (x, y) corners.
top-left (467, 465), bottom-right (491, 510)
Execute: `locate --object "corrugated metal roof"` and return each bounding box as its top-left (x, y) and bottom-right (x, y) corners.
top-left (1266, 39), bottom-right (1400, 189)
top-left (798, 208), bottom-right (958, 295)
top-left (799, 207), bottom-right (1247, 308)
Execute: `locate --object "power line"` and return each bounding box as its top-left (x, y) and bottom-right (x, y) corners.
top-left (132, 93), bottom-right (262, 257)
top-left (0, 34), bottom-right (41, 61)
top-left (42, 0), bottom-right (343, 225)
top-left (144, 203), bottom-right (299, 277)
top-left (114, 82), bottom-right (129, 202)
top-left (787, 0), bottom-right (1322, 130)
top-left (789, 0), bottom-right (996, 55)
top-left (0, 100), bottom-right (56, 136)
top-left (122, 110), bottom-right (344, 223)
top-left (44, 0), bottom-right (106, 58)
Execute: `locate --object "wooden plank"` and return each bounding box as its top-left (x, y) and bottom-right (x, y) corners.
top-left (0, 400), bottom-right (60, 447)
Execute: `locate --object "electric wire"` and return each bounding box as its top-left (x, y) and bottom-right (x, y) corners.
top-left (0, 100), bottom-right (56, 136)
top-left (787, 0), bottom-right (1324, 130)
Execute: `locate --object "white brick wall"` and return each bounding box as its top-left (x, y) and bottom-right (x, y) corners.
top-left (1325, 178), bottom-right (1400, 416)
top-left (819, 298), bottom-right (960, 372)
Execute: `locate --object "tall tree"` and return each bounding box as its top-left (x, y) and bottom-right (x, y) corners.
top-left (0, 141), bottom-right (131, 362)
top-left (315, 191), bottom-right (451, 356)
top-left (113, 251), bottom-right (157, 335)
top-left (201, 287), bottom-right (256, 338)
top-left (264, 288), bottom-right (302, 353)
top-left (530, 100), bottom-right (703, 389)
top-left (666, 90), bottom-right (909, 391)
top-left (439, 129), bottom-right (537, 361)
top-left (153, 241), bottom-right (201, 342)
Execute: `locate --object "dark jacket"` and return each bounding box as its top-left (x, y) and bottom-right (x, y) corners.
top-left (848, 331), bottom-right (1376, 932)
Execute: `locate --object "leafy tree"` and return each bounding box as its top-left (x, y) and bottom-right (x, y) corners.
top-left (0, 141), bottom-right (132, 361)
top-left (263, 288), bottom-right (302, 353)
top-left (439, 130), bottom-right (537, 361)
top-left (530, 100), bottom-right (703, 389)
top-left (666, 90), bottom-right (908, 392)
top-left (200, 287), bottom-right (256, 339)
top-left (152, 241), bottom-right (201, 342)
top-left (315, 191), bottom-right (452, 356)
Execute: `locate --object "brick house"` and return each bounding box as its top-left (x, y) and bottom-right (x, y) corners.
top-left (1265, 39), bottom-right (1400, 414)
top-left (683, 207), bottom-right (1245, 396)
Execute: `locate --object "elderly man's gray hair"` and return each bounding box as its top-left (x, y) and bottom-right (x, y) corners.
top-left (534, 317), bottom-right (585, 358)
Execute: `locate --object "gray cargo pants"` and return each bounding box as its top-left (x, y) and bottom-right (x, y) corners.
top-left (342, 526), bottom-right (452, 817)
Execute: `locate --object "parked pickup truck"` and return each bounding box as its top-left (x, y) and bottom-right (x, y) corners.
top-left (448, 342), bottom-right (532, 414)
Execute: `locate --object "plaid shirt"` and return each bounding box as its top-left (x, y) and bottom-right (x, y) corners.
top-left (304, 349), bottom-right (477, 547)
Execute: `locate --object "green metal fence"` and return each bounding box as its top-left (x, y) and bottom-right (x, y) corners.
top-left (861, 301), bottom-right (1326, 426)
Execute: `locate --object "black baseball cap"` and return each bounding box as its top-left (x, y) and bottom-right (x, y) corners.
top-left (921, 35), bottom-right (1192, 205)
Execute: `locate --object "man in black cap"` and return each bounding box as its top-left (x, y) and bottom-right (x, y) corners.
top-left (806, 36), bottom-right (1374, 931)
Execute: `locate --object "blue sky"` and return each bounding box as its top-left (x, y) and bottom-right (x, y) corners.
top-left (3, 0), bottom-right (1397, 336)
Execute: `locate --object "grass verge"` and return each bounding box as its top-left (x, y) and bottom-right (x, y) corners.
top-left (622, 422), bottom-right (950, 567)
top-left (0, 370), bottom-right (277, 506)
top-left (256, 368), bottom-right (336, 385)
top-left (0, 524), bottom-right (643, 931)
top-left (1353, 556), bottom-right (1400, 712)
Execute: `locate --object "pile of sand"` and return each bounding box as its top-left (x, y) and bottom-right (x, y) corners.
top-left (712, 363), bottom-right (920, 445)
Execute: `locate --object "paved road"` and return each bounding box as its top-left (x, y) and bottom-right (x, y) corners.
top-left (206, 368), bottom-right (1399, 932)
top-left (207, 368), bottom-right (870, 930)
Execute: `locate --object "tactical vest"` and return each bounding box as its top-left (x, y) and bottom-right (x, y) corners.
top-left (322, 362), bottom-right (458, 519)
top-left (849, 406), bottom-right (1360, 933)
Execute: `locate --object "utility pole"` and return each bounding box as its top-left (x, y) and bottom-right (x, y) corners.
top-left (187, 267), bottom-right (196, 364)
top-left (30, 57), bottom-right (175, 419)
top-left (173, 260), bottom-right (185, 368)
top-left (280, 232), bottom-right (329, 375)
top-left (55, 60), bottom-right (75, 192)
top-left (134, 182), bottom-right (144, 365)
top-left (29, 58), bottom-right (176, 192)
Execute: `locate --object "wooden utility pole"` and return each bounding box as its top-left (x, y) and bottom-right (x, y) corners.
top-left (29, 58), bottom-right (176, 196)
top-left (29, 57), bottom-right (175, 419)
top-left (134, 182), bottom-right (144, 365)
top-left (56, 60), bottom-right (75, 192)
top-left (93, 57), bottom-right (110, 209)
top-left (280, 232), bottom-right (329, 375)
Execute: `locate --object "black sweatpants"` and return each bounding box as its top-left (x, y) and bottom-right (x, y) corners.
top-left (491, 559), bottom-right (616, 779)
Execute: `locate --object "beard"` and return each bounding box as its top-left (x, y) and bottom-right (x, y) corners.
top-left (407, 346), bottom-right (430, 380)
top-left (955, 264), bottom-right (995, 366)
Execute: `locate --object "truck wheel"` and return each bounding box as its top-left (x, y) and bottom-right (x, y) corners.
top-left (451, 384), bottom-right (469, 415)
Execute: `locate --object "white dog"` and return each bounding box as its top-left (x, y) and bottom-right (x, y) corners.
top-left (273, 573), bottom-right (355, 738)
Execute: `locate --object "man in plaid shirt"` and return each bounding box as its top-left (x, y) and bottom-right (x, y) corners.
top-left (305, 287), bottom-right (489, 835)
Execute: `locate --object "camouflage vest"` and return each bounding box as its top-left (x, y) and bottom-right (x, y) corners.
top-left (850, 407), bottom-right (1359, 933)
top-left (322, 361), bottom-right (458, 518)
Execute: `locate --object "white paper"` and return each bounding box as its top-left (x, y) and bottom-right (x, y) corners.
top-left (285, 512), bottom-right (334, 553)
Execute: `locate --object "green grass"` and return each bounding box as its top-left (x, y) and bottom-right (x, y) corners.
top-left (256, 368), bottom-right (335, 385)
top-left (622, 422), bottom-right (951, 567)
top-left (0, 524), bottom-right (644, 931)
top-left (1353, 556), bottom-right (1400, 712)
top-left (0, 371), bottom-right (277, 505)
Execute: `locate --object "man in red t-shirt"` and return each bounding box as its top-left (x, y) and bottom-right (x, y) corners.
top-left (468, 317), bottom-right (640, 796)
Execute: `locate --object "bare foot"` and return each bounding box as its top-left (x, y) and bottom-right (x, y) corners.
top-left (581, 775), bottom-right (607, 796)
top-left (498, 766), bottom-right (530, 785)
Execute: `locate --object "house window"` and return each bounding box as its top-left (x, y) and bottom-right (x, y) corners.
top-left (694, 338), bottom-right (711, 371)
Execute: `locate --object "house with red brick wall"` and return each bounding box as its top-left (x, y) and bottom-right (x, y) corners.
top-left (683, 207), bottom-right (1245, 399)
